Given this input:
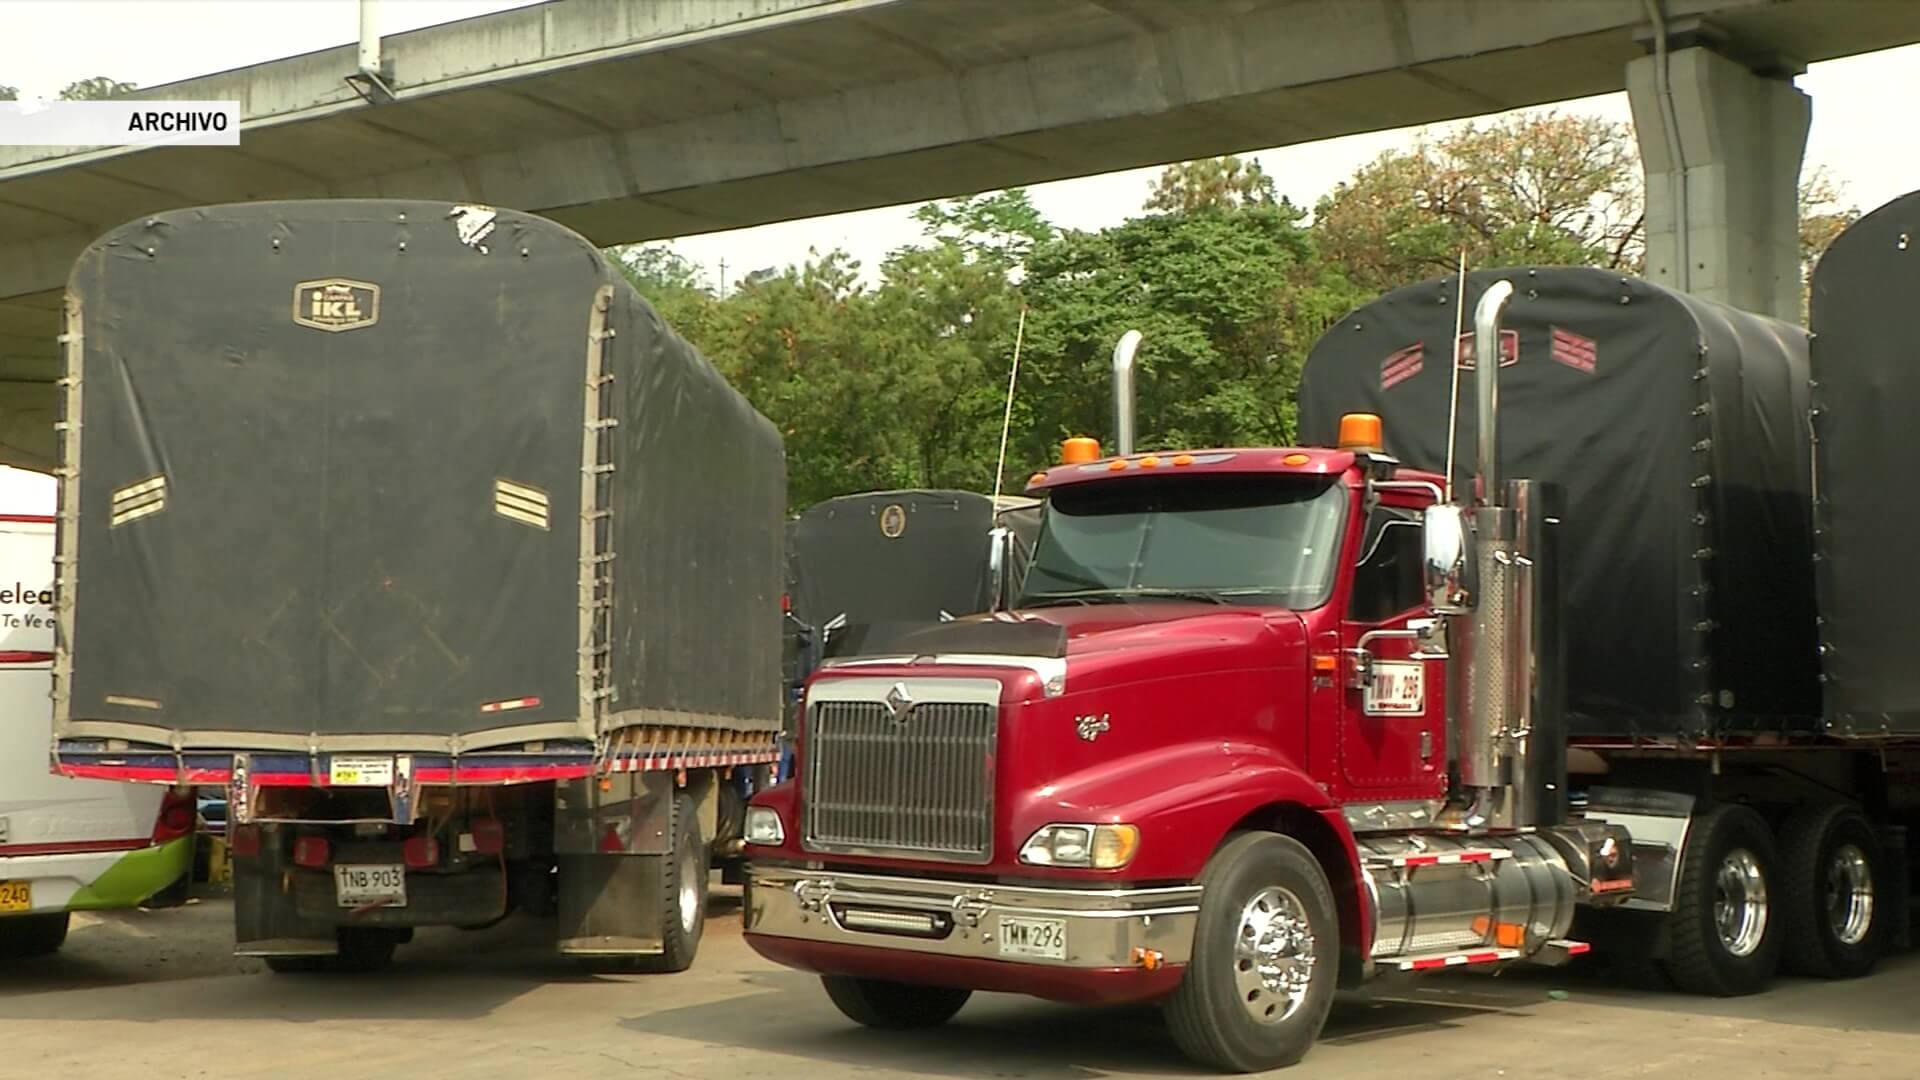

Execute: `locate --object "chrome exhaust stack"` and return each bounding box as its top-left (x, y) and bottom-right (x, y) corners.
top-left (1448, 280), bottom-right (1566, 831)
top-left (1112, 330), bottom-right (1141, 457)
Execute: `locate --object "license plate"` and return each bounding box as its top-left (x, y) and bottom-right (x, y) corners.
top-left (328, 755), bottom-right (394, 787)
top-left (0, 880), bottom-right (29, 913)
top-left (1365, 660), bottom-right (1426, 716)
top-left (333, 864), bottom-right (407, 908)
top-left (997, 916), bottom-right (1066, 960)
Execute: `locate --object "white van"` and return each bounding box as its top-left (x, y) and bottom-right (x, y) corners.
top-left (0, 466), bottom-right (192, 957)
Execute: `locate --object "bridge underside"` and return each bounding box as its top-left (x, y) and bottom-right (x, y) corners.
top-left (0, 0), bottom-right (1914, 469)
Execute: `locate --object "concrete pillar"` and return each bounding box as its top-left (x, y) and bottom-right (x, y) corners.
top-left (1627, 46), bottom-right (1810, 321)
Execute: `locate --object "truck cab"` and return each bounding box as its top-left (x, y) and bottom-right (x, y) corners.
top-left (744, 436), bottom-right (1492, 1064)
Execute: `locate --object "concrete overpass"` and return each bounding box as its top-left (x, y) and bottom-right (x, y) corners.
top-left (1, 0), bottom-right (1916, 468)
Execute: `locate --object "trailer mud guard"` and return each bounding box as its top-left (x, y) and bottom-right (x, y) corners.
top-left (232, 838), bottom-right (336, 958)
top-left (554, 770), bottom-right (713, 956)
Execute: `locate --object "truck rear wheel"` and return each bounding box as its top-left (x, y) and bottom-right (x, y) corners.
top-left (1779, 803), bottom-right (1886, 978)
top-left (0, 912), bottom-right (70, 958)
top-left (1663, 803), bottom-right (1781, 996)
top-left (1164, 831), bottom-right (1338, 1073)
top-left (632, 788), bottom-right (707, 974)
top-left (821, 976), bottom-right (971, 1029)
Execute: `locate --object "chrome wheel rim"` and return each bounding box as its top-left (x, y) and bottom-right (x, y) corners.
top-left (1233, 886), bottom-right (1316, 1024)
top-left (1825, 843), bottom-right (1875, 946)
top-left (1714, 848), bottom-right (1769, 957)
top-left (678, 852), bottom-right (701, 934)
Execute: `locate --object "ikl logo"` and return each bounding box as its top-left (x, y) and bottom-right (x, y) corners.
top-left (292, 278), bottom-right (380, 332)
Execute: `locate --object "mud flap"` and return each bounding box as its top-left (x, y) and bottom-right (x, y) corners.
top-left (232, 843), bottom-right (336, 958)
top-left (555, 851), bottom-right (671, 956)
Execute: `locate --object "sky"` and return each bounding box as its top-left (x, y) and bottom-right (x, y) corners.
top-left (6, 0), bottom-right (1920, 292)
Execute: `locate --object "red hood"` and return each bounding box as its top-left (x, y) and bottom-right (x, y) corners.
top-left (1003, 602), bottom-right (1308, 697)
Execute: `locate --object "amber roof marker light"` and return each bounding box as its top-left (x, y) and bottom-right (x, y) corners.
top-left (1337, 413), bottom-right (1384, 453)
top-left (1060, 437), bottom-right (1101, 465)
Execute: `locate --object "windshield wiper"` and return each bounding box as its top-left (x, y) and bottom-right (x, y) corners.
top-left (1022, 587), bottom-right (1228, 607)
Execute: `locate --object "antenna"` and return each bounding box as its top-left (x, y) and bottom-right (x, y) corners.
top-left (990, 305), bottom-right (1030, 502)
top-left (1442, 250), bottom-right (1468, 502)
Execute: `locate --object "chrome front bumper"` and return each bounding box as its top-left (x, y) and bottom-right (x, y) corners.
top-left (746, 866), bottom-right (1201, 967)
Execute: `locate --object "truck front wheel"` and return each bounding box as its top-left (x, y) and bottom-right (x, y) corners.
top-left (1663, 803), bottom-right (1781, 996)
top-left (1779, 803), bottom-right (1886, 978)
top-left (821, 976), bottom-right (971, 1029)
top-left (1164, 831), bottom-right (1339, 1073)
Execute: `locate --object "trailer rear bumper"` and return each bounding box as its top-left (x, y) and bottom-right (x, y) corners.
top-left (283, 865), bottom-right (508, 929)
top-left (744, 866), bottom-right (1197, 1004)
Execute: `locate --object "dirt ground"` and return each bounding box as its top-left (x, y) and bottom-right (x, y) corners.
top-left (1, 884), bottom-right (1916, 1079)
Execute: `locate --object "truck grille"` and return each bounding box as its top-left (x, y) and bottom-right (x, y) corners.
top-left (802, 698), bottom-right (996, 862)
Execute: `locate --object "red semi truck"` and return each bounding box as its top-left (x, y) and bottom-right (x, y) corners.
top-left (742, 198), bottom-right (1920, 1072)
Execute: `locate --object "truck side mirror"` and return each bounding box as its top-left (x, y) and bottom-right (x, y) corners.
top-left (986, 526), bottom-right (1013, 611)
top-left (1423, 504), bottom-right (1474, 615)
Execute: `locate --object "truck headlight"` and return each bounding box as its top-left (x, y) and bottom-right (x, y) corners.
top-left (744, 806), bottom-right (785, 846)
top-left (1019, 823), bottom-right (1139, 869)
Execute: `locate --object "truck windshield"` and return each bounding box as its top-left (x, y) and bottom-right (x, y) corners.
top-left (1019, 473), bottom-right (1346, 608)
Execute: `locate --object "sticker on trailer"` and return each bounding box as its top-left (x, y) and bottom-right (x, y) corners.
top-left (1364, 660), bottom-right (1425, 716)
top-left (328, 755), bottom-right (395, 787)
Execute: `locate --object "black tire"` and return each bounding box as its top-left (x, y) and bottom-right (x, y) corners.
top-left (262, 954), bottom-right (327, 974)
top-left (1779, 803), bottom-right (1886, 978)
top-left (1164, 832), bottom-right (1339, 1073)
top-left (1663, 803), bottom-right (1781, 996)
top-left (821, 975), bottom-right (971, 1029)
top-left (332, 927), bottom-right (399, 973)
top-left (632, 789), bottom-right (708, 974)
top-left (0, 912), bottom-right (70, 958)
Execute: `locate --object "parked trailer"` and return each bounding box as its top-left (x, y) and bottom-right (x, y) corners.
top-left (785, 488), bottom-right (1040, 679)
top-left (741, 244), bottom-right (1920, 1071)
top-left (53, 199), bottom-right (784, 973)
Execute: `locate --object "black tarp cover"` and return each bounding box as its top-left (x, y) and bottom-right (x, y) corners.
top-left (1299, 268), bottom-right (1818, 739)
top-left (1811, 190), bottom-right (1920, 734)
top-left (57, 200), bottom-right (784, 752)
top-left (788, 489), bottom-right (1035, 632)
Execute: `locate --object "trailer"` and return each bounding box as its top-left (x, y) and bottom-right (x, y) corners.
top-left (740, 212), bottom-right (1920, 1072)
top-left (785, 488), bottom-right (1039, 675)
top-left (53, 199), bottom-right (784, 973)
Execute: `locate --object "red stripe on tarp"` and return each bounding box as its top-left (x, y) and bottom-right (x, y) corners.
top-left (1550, 326), bottom-right (1597, 373)
top-left (1380, 343), bottom-right (1424, 390)
top-left (0, 514), bottom-right (54, 524)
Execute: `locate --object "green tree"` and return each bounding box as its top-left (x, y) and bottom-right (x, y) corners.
top-left (1015, 200), bottom-right (1362, 470)
top-left (0, 86), bottom-right (16, 101)
top-left (1799, 165), bottom-right (1859, 310)
top-left (1144, 155), bottom-right (1277, 213)
top-left (612, 243), bottom-right (716, 337)
top-left (59, 77), bottom-right (137, 100)
top-left (1312, 112), bottom-right (1644, 295)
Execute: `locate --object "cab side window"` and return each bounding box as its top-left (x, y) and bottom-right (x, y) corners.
top-left (1349, 508), bottom-right (1423, 623)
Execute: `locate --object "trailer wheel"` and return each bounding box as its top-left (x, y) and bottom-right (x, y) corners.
top-left (1779, 804), bottom-right (1886, 979)
top-left (0, 912), bottom-right (70, 958)
top-left (821, 976), bottom-right (971, 1029)
top-left (1663, 803), bottom-right (1781, 996)
top-left (1164, 832), bottom-right (1338, 1073)
top-left (332, 927), bottom-right (399, 973)
top-left (633, 788), bottom-right (707, 974)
